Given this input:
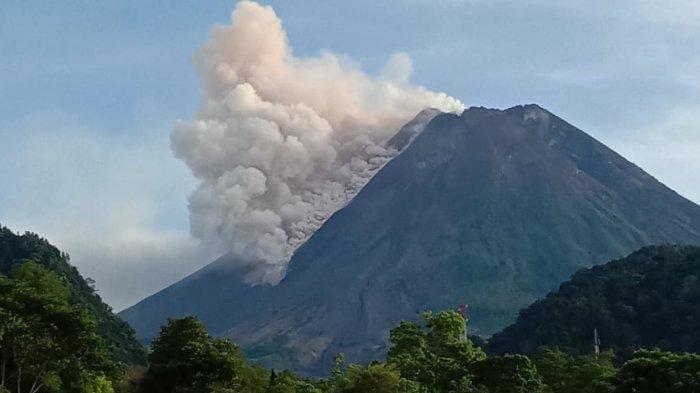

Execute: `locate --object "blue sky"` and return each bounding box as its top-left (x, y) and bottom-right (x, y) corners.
top-left (1, 0), bottom-right (699, 309)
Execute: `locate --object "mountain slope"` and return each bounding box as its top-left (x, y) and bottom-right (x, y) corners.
top-left (0, 226), bottom-right (146, 365)
top-left (487, 245), bottom-right (700, 355)
top-left (121, 104), bottom-right (700, 375)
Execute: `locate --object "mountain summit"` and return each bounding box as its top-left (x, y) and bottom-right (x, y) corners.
top-left (121, 104), bottom-right (700, 375)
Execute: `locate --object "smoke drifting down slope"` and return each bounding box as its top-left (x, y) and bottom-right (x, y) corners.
top-left (171, 1), bottom-right (464, 284)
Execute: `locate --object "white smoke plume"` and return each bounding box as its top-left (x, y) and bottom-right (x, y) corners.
top-left (172, 1), bottom-right (464, 284)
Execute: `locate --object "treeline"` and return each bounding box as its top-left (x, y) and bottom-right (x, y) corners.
top-left (128, 312), bottom-right (700, 393)
top-left (3, 262), bottom-right (700, 392)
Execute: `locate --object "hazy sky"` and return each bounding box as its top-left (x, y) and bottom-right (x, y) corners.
top-left (1, 1), bottom-right (699, 310)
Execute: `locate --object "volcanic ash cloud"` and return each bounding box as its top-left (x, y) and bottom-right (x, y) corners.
top-left (172, 0), bottom-right (464, 284)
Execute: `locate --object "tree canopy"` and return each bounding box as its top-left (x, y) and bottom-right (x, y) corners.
top-left (612, 349), bottom-right (700, 393)
top-left (138, 316), bottom-right (266, 392)
top-left (0, 262), bottom-right (115, 393)
top-left (0, 226), bottom-right (145, 365)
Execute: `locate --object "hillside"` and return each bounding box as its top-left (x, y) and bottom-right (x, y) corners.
top-left (0, 226), bottom-right (146, 365)
top-left (122, 104), bottom-right (700, 375)
top-left (488, 245), bottom-right (700, 355)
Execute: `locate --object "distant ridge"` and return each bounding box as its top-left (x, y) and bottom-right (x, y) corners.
top-left (122, 104), bottom-right (700, 375)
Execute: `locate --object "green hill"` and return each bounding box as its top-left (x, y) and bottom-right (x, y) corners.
top-left (0, 225), bottom-right (146, 364)
top-left (488, 245), bottom-right (700, 356)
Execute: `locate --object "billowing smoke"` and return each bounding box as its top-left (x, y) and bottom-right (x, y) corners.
top-left (172, 1), bottom-right (464, 284)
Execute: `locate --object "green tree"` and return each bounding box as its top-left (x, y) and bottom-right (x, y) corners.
top-left (612, 349), bottom-right (700, 393)
top-left (331, 354), bottom-right (346, 379)
top-left (387, 311), bottom-right (485, 392)
top-left (387, 321), bottom-right (433, 388)
top-left (266, 369), bottom-right (321, 393)
top-left (424, 311), bottom-right (485, 391)
top-left (0, 227), bottom-right (145, 365)
top-left (0, 262), bottom-right (113, 393)
top-left (533, 347), bottom-right (614, 393)
top-left (334, 363), bottom-right (418, 393)
top-left (80, 374), bottom-right (114, 393)
top-left (112, 366), bottom-right (144, 393)
top-left (471, 354), bottom-right (544, 393)
top-left (139, 316), bottom-right (265, 393)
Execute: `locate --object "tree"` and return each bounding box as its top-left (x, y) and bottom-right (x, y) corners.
top-left (424, 311), bottom-right (485, 390)
top-left (0, 227), bottom-right (145, 365)
top-left (331, 354), bottom-right (346, 379)
top-left (387, 311), bottom-right (485, 392)
top-left (471, 354), bottom-right (544, 393)
top-left (387, 321), bottom-right (432, 387)
top-left (334, 363), bottom-right (418, 393)
top-left (139, 316), bottom-right (265, 393)
top-left (0, 262), bottom-right (113, 393)
top-left (266, 369), bottom-right (321, 393)
top-left (112, 366), bottom-right (144, 393)
top-left (612, 349), bottom-right (700, 393)
top-left (80, 374), bottom-right (114, 393)
top-left (532, 347), bottom-right (614, 393)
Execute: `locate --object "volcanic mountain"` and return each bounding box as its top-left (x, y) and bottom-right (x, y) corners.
top-left (121, 104), bottom-right (700, 375)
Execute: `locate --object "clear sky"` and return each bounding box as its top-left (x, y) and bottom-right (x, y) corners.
top-left (1, 0), bottom-right (699, 310)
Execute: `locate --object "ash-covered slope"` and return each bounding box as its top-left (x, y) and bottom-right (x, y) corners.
top-left (121, 104), bottom-right (700, 375)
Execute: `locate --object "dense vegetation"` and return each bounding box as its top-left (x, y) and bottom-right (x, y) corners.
top-left (488, 245), bottom-right (700, 356)
top-left (113, 311), bottom-right (700, 392)
top-left (3, 262), bottom-right (700, 391)
top-left (4, 226), bottom-right (700, 391)
top-left (0, 226), bottom-right (145, 365)
top-left (0, 262), bottom-right (116, 392)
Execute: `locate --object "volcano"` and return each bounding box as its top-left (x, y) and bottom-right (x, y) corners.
top-left (121, 104), bottom-right (700, 375)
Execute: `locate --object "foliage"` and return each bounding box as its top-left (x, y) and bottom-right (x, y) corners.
top-left (7, 294), bottom-right (700, 393)
top-left (488, 245), bottom-right (700, 356)
top-left (387, 321), bottom-right (431, 386)
top-left (0, 262), bottom-right (114, 393)
top-left (138, 316), bottom-right (266, 392)
top-left (267, 370), bottom-right (322, 393)
top-left (471, 354), bottom-right (543, 393)
top-left (0, 226), bottom-right (146, 365)
top-left (387, 310), bottom-right (485, 392)
top-left (80, 374), bottom-right (114, 393)
top-left (532, 347), bottom-right (615, 393)
top-left (4, 224), bottom-right (700, 392)
top-left (333, 363), bottom-right (417, 393)
top-left (611, 349), bottom-right (700, 393)
top-left (112, 367), bottom-right (144, 393)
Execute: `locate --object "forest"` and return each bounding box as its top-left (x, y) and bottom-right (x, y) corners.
top-left (2, 229), bottom-right (700, 392)
top-left (488, 245), bottom-right (700, 356)
top-left (2, 261), bottom-right (700, 392)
